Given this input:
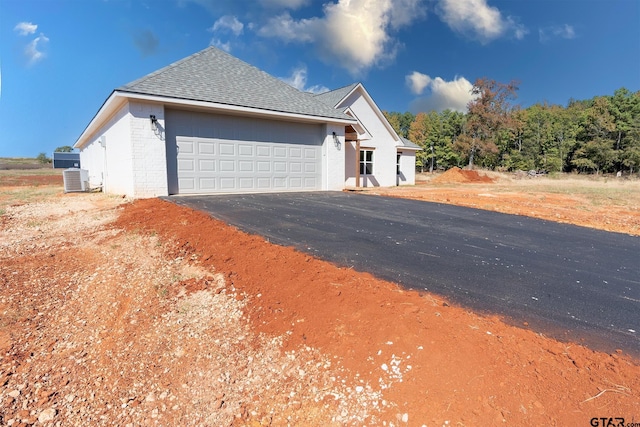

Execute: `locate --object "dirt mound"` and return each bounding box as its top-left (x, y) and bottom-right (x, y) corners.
top-left (432, 166), bottom-right (494, 184)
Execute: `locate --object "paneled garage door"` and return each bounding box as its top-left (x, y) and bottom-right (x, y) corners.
top-left (166, 110), bottom-right (324, 194)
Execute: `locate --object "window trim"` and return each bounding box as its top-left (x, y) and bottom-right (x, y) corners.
top-left (360, 148), bottom-right (374, 176)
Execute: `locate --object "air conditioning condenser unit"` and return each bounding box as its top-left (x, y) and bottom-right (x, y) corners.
top-left (63, 168), bottom-right (89, 193)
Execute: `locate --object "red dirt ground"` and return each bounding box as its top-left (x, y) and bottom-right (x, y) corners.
top-left (1, 172), bottom-right (639, 426)
top-left (115, 199), bottom-right (640, 426)
top-left (0, 174), bottom-right (62, 187)
top-left (431, 167), bottom-right (495, 184)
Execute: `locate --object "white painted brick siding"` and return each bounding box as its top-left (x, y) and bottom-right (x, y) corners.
top-left (79, 103), bottom-right (133, 195)
top-left (397, 149), bottom-right (417, 185)
top-left (79, 101), bottom-right (168, 198)
top-left (323, 124), bottom-right (346, 191)
top-left (341, 92), bottom-right (398, 188)
top-left (128, 102), bottom-right (168, 198)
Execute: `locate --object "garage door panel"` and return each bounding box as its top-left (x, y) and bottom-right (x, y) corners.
top-left (179, 178), bottom-right (195, 190)
top-left (239, 178), bottom-right (255, 189)
top-left (199, 159), bottom-right (215, 172)
top-left (219, 160), bottom-right (235, 172)
top-left (239, 161), bottom-right (254, 172)
top-left (257, 161), bottom-right (271, 172)
top-left (179, 140), bottom-right (195, 154)
top-left (170, 110), bottom-right (322, 194)
top-left (178, 159), bottom-right (195, 172)
top-left (199, 178), bottom-right (216, 190)
top-left (220, 178), bottom-right (236, 189)
top-left (304, 177), bottom-right (318, 188)
top-left (289, 147), bottom-right (302, 158)
top-left (256, 178), bottom-right (271, 188)
top-left (220, 143), bottom-right (235, 155)
top-left (239, 144), bottom-right (254, 156)
top-left (304, 148), bottom-right (317, 159)
top-left (198, 142), bottom-right (215, 155)
top-left (289, 177), bottom-right (302, 188)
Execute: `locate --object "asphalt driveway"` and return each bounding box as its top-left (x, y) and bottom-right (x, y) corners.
top-left (167, 192), bottom-right (640, 356)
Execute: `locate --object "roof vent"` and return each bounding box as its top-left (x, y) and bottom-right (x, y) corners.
top-left (63, 168), bottom-right (89, 193)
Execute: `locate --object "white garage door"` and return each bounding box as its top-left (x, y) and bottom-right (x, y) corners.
top-left (166, 110), bottom-right (324, 194)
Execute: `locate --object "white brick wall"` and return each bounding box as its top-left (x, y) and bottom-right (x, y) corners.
top-left (80, 103), bottom-right (133, 195)
top-left (342, 92), bottom-right (398, 188)
top-left (323, 124), bottom-right (346, 191)
top-left (79, 101), bottom-right (168, 198)
top-left (397, 149), bottom-right (417, 185)
top-left (128, 102), bottom-right (168, 197)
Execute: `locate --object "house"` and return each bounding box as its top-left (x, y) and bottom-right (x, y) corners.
top-left (74, 47), bottom-right (419, 198)
top-left (52, 152), bottom-right (80, 169)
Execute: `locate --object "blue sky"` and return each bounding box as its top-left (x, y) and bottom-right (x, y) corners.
top-left (1, 0), bottom-right (638, 157)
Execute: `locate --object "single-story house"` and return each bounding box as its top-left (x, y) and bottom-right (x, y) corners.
top-left (74, 46), bottom-right (419, 198)
top-left (52, 152), bottom-right (80, 169)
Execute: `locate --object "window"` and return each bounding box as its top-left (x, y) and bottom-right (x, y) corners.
top-left (396, 153), bottom-right (401, 175)
top-left (360, 149), bottom-right (373, 175)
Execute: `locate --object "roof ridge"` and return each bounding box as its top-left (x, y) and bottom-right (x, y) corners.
top-left (315, 82), bottom-right (359, 96)
top-left (116, 46), bottom-right (354, 121)
top-left (119, 47), bottom-right (215, 90)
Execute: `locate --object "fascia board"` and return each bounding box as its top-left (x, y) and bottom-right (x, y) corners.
top-left (343, 107), bottom-right (372, 139)
top-left (121, 92), bottom-right (357, 125)
top-left (337, 84), bottom-right (401, 143)
top-left (74, 92), bottom-right (126, 149)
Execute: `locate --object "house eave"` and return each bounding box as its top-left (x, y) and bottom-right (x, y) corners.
top-left (132, 92), bottom-right (356, 124)
top-left (74, 91), bottom-right (357, 150)
top-left (335, 83), bottom-right (402, 143)
top-left (74, 91), bottom-right (126, 150)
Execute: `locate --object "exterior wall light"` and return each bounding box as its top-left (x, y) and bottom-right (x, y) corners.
top-left (332, 131), bottom-right (341, 150)
top-left (150, 115), bottom-right (158, 131)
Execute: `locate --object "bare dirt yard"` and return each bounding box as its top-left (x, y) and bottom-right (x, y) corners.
top-left (1, 169), bottom-right (639, 426)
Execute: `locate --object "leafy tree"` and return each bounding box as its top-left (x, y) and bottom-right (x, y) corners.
top-left (455, 78), bottom-right (519, 169)
top-left (408, 112), bottom-right (431, 171)
top-left (573, 97), bottom-right (617, 174)
top-left (55, 145), bottom-right (74, 152)
top-left (609, 88), bottom-right (640, 173)
top-left (36, 152), bottom-right (51, 164)
top-left (383, 111), bottom-right (415, 138)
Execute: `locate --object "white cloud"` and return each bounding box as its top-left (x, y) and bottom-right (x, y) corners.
top-left (406, 71), bottom-right (432, 95)
top-left (280, 66), bottom-right (329, 94)
top-left (211, 15), bottom-right (244, 36)
top-left (258, 0), bottom-right (426, 76)
top-left (25, 34), bottom-right (49, 65)
top-left (210, 38), bottom-right (232, 52)
top-left (539, 24), bottom-right (576, 43)
top-left (408, 74), bottom-right (476, 113)
top-left (259, 0), bottom-right (309, 9)
top-left (14, 22), bottom-right (37, 36)
top-left (14, 21), bottom-right (49, 65)
top-left (436, 0), bottom-right (525, 43)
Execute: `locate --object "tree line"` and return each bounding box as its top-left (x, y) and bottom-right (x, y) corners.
top-left (385, 80), bottom-right (640, 175)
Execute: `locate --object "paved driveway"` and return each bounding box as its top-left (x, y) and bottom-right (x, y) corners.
top-left (167, 192), bottom-right (640, 355)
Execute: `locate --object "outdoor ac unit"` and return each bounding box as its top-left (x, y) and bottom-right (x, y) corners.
top-left (63, 168), bottom-right (89, 193)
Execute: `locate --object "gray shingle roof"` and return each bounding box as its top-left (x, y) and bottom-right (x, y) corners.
top-left (314, 83), bottom-right (359, 109)
top-left (400, 136), bottom-right (421, 149)
top-left (118, 47), bottom-right (353, 121)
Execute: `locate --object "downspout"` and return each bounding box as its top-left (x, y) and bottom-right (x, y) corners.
top-left (355, 139), bottom-right (360, 188)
